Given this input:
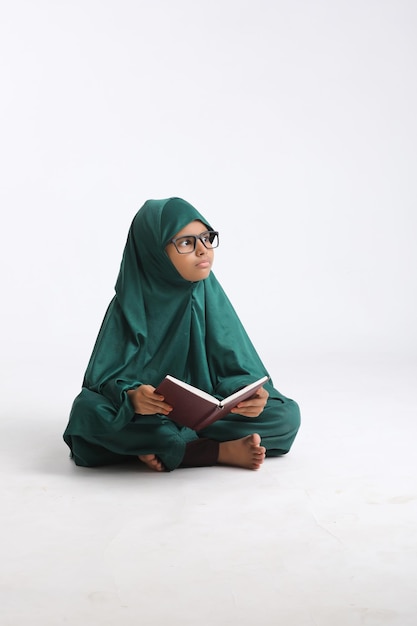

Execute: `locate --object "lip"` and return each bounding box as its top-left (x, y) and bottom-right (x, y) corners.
top-left (195, 260), bottom-right (211, 268)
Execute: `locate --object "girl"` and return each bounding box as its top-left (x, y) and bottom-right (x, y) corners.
top-left (63, 198), bottom-right (300, 471)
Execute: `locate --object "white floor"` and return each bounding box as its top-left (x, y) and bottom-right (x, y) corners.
top-left (1, 354), bottom-right (416, 626)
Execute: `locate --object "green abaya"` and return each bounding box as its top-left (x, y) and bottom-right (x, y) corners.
top-left (63, 198), bottom-right (300, 470)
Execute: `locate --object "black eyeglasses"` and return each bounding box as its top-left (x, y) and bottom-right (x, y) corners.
top-left (169, 230), bottom-right (219, 254)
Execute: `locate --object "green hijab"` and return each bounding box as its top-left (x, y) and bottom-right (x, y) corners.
top-left (76, 197), bottom-right (274, 431)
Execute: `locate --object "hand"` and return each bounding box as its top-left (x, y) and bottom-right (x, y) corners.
top-left (127, 385), bottom-right (173, 416)
top-left (230, 386), bottom-right (269, 418)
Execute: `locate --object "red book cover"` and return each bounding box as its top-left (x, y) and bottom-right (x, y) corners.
top-left (155, 375), bottom-right (269, 431)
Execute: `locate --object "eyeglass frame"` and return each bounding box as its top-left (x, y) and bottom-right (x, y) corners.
top-left (168, 230), bottom-right (220, 254)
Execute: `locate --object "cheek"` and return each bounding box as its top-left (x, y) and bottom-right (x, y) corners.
top-left (166, 254), bottom-right (192, 280)
top-left (165, 247), bottom-right (183, 272)
top-left (173, 257), bottom-right (188, 275)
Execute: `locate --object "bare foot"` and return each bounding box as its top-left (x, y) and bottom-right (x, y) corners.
top-left (138, 454), bottom-right (165, 472)
top-left (218, 433), bottom-right (266, 470)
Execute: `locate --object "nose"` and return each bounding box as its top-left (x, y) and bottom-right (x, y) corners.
top-left (195, 238), bottom-right (207, 255)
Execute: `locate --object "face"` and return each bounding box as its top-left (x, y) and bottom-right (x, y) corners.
top-left (165, 220), bottom-right (215, 282)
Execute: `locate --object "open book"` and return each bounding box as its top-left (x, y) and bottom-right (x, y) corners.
top-left (155, 374), bottom-right (269, 431)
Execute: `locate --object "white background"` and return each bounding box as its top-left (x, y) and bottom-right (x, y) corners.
top-left (1, 0), bottom-right (416, 411)
top-left (1, 3), bottom-right (417, 625)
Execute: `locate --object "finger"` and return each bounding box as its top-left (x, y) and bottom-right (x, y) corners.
top-left (145, 389), bottom-right (164, 400)
top-left (235, 399), bottom-right (264, 410)
top-left (230, 408), bottom-right (256, 417)
top-left (153, 401), bottom-right (173, 415)
top-left (230, 404), bottom-right (265, 417)
top-left (139, 401), bottom-right (172, 415)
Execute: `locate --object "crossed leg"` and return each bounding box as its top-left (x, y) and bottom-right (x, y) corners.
top-left (138, 433), bottom-right (265, 472)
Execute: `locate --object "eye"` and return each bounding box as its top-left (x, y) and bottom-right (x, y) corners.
top-left (200, 231), bottom-right (218, 248)
top-left (177, 237), bottom-right (194, 248)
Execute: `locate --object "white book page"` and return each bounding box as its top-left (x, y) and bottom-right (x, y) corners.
top-left (165, 375), bottom-right (219, 405)
top-left (221, 376), bottom-right (269, 407)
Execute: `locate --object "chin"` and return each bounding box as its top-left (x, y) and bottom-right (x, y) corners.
top-left (189, 271), bottom-right (211, 282)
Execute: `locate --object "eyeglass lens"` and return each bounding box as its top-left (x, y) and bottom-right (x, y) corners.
top-left (174, 231), bottom-right (219, 253)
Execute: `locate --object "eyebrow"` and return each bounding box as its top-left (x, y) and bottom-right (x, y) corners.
top-left (175, 230), bottom-right (211, 238)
